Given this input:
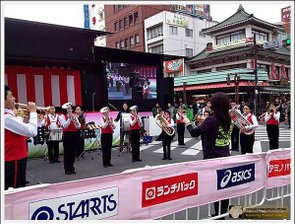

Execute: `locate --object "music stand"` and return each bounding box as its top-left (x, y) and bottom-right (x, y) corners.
top-left (77, 126), bottom-right (100, 160)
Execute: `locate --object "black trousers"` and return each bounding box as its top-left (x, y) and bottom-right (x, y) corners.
top-left (130, 129), bottom-right (140, 160)
top-left (101, 133), bottom-right (113, 166)
top-left (47, 141), bottom-right (60, 162)
top-left (63, 131), bottom-right (79, 173)
top-left (177, 123), bottom-right (185, 145)
top-left (267, 124), bottom-right (279, 150)
top-left (5, 157), bottom-right (27, 190)
top-left (240, 133), bottom-right (255, 154)
top-left (162, 132), bottom-right (173, 159)
top-left (231, 125), bottom-right (240, 151)
top-left (76, 130), bottom-right (85, 158)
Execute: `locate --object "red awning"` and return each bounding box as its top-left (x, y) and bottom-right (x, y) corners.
top-left (174, 81), bottom-right (270, 91)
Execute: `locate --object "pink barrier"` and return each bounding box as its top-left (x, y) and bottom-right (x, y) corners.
top-left (4, 149), bottom-right (290, 220)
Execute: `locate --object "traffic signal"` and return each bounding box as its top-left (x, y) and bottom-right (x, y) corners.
top-left (282, 38), bottom-right (291, 46)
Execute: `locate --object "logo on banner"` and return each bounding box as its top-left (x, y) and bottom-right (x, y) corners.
top-left (165, 59), bottom-right (184, 73)
top-left (29, 186), bottom-right (118, 220)
top-left (268, 159), bottom-right (291, 177)
top-left (142, 173), bottom-right (198, 207)
top-left (217, 164), bottom-right (255, 190)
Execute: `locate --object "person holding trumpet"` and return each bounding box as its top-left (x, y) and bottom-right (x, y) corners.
top-left (264, 103), bottom-right (280, 150)
top-left (59, 102), bottom-right (81, 175)
top-left (100, 106), bottom-right (116, 167)
top-left (159, 110), bottom-right (175, 160)
top-left (4, 85), bottom-right (38, 190)
top-left (129, 105), bottom-right (143, 162)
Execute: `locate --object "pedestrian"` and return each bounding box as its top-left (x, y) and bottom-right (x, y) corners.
top-left (240, 103), bottom-right (259, 154)
top-left (114, 102), bottom-right (129, 153)
top-left (159, 110), bottom-right (175, 160)
top-left (176, 106), bottom-right (186, 146)
top-left (152, 103), bottom-right (160, 117)
top-left (230, 100), bottom-right (240, 151)
top-left (100, 106), bottom-right (115, 167)
top-left (166, 102), bottom-right (175, 121)
top-left (59, 102), bottom-right (81, 175)
top-left (264, 103), bottom-right (280, 150)
top-left (182, 92), bottom-right (233, 219)
top-left (75, 106), bottom-right (86, 159)
top-left (4, 85), bottom-right (38, 189)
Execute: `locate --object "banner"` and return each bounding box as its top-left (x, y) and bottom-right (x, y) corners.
top-left (164, 59), bottom-right (184, 73)
top-left (5, 150), bottom-right (290, 220)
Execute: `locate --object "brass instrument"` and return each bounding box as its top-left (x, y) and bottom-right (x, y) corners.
top-left (155, 113), bottom-right (175, 136)
top-left (258, 105), bottom-right (280, 120)
top-left (229, 107), bottom-right (254, 135)
top-left (86, 122), bottom-right (101, 130)
top-left (15, 102), bottom-right (50, 118)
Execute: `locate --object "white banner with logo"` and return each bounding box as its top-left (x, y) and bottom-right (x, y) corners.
top-left (5, 149), bottom-right (290, 220)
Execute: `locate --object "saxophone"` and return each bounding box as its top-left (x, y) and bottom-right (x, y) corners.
top-left (229, 107), bottom-right (254, 135)
top-left (155, 114), bottom-right (175, 136)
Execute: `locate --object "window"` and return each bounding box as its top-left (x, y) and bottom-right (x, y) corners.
top-left (130, 36), bottom-right (134, 46)
top-left (116, 42), bottom-right (120, 49)
top-left (129, 14), bottom-right (133, 26)
top-left (134, 12), bottom-right (139, 24)
top-left (115, 22), bottom-right (119, 32)
top-left (185, 48), bottom-right (193, 57)
top-left (185, 29), bottom-right (193, 37)
top-left (252, 30), bottom-right (268, 42)
top-left (147, 24), bottom-right (163, 40)
top-left (124, 17), bottom-right (128, 28)
top-left (125, 39), bottom-right (128, 49)
top-left (120, 40), bottom-right (124, 48)
top-left (216, 34), bottom-right (230, 45)
top-left (113, 5), bottom-right (119, 13)
top-left (135, 34), bottom-right (140, 45)
top-left (169, 26), bottom-right (178, 35)
top-left (216, 30), bottom-right (246, 45)
top-left (119, 20), bottom-right (123, 30)
top-left (148, 44), bottom-right (163, 54)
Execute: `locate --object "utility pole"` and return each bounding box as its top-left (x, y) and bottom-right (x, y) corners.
top-left (183, 82), bottom-right (187, 105)
top-left (253, 33), bottom-right (258, 115)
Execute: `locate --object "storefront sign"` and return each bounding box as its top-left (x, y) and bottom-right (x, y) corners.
top-left (166, 13), bottom-right (189, 28)
top-left (164, 59), bottom-right (184, 73)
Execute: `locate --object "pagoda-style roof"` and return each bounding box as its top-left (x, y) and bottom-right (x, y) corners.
top-left (201, 4), bottom-right (284, 36)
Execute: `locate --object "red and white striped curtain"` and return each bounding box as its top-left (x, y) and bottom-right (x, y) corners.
top-left (5, 66), bottom-right (82, 107)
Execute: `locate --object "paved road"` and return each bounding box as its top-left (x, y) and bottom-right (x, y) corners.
top-left (26, 124), bottom-right (291, 185)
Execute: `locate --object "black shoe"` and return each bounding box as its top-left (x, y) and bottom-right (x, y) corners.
top-left (167, 158), bottom-right (172, 160)
top-left (108, 164), bottom-right (113, 167)
top-left (162, 157), bottom-right (167, 160)
top-left (71, 170), bottom-right (77, 174)
top-left (65, 171), bottom-right (72, 175)
top-left (132, 159), bottom-right (136, 162)
top-left (136, 159), bottom-right (142, 162)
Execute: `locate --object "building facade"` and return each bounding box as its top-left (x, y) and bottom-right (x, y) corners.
top-left (144, 11), bottom-right (217, 58)
top-left (174, 5), bottom-right (291, 114)
top-left (104, 4), bottom-right (172, 51)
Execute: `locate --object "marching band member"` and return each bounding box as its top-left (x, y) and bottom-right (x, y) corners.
top-left (176, 106), bottom-right (186, 146)
top-left (100, 106), bottom-right (116, 167)
top-left (161, 110), bottom-right (175, 160)
top-left (114, 102), bottom-right (129, 153)
top-left (230, 100), bottom-right (240, 151)
top-left (129, 105), bottom-right (143, 162)
top-left (59, 102), bottom-right (81, 175)
top-left (45, 106), bottom-right (61, 164)
top-left (4, 85), bottom-right (38, 190)
top-left (264, 103), bottom-right (280, 150)
top-left (75, 106), bottom-right (86, 159)
top-left (240, 103), bottom-right (258, 154)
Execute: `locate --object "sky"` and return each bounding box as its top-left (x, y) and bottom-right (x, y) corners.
top-left (2, 1), bottom-right (293, 29)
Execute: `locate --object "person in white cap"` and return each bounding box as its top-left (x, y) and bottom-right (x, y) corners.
top-left (129, 105), bottom-right (142, 162)
top-left (59, 102), bottom-right (81, 175)
top-left (100, 106), bottom-right (116, 167)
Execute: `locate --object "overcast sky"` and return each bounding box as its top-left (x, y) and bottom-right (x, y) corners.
top-left (2, 1), bottom-right (293, 28)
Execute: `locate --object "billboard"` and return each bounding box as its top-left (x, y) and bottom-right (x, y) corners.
top-left (173, 4), bottom-right (211, 20)
top-left (281, 6), bottom-right (291, 23)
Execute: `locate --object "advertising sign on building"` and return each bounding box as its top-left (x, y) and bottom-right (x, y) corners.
top-left (166, 13), bottom-right (189, 28)
top-left (173, 4), bottom-right (211, 20)
top-left (164, 59), bottom-right (184, 73)
top-left (281, 6), bottom-right (291, 23)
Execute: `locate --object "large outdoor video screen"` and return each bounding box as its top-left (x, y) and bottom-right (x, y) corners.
top-left (107, 62), bottom-right (157, 100)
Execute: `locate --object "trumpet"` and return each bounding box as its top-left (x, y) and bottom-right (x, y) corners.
top-left (16, 103), bottom-right (50, 112)
top-left (15, 102), bottom-right (50, 118)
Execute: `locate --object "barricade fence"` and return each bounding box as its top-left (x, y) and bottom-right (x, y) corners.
top-left (4, 148), bottom-right (291, 220)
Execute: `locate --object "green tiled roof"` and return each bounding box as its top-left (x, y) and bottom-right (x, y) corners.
top-left (174, 68), bottom-right (268, 86)
top-left (201, 5), bottom-right (283, 35)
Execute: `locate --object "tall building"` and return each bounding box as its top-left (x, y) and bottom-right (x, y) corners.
top-left (144, 11), bottom-right (217, 57)
top-left (104, 4), bottom-right (173, 51)
top-left (84, 4), bottom-right (106, 47)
